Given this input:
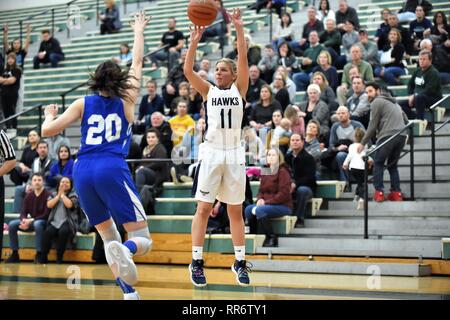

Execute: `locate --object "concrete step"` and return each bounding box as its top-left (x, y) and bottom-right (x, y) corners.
top-left (291, 227), bottom-right (450, 238)
top-left (327, 200), bottom-right (450, 212)
top-left (249, 260), bottom-right (432, 277)
top-left (256, 238), bottom-right (442, 258)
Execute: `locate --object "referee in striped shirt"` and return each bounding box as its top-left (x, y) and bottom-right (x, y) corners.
top-left (0, 129), bottom-right (16, 261)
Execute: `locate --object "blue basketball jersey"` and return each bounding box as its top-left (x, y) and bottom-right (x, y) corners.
top-left (77, 94), bottom-right (132, 158)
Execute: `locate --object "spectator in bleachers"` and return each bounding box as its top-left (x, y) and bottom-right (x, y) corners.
top-left (374, 29), bottom-right (406, 86)
top-left (40, 176), bottom-right (79, 264)
top-left (172, 118), bottom-right (206, 182)
top-left (46, 145), bottom-right (74, 189)
top-left (244, 126), bottom-right (266, 169)
top-left (277, 41), bottom-right (299, 74)
top-left (199, 59), bottom-right (215, 83)
top-left (346, 76), bottom-right (371, 128)
top-left (401, 50), bottom-right (442, 120)
top-left (6, 173), bottom-right (50, 263)
top-left (267, 109), bottom-right (291, 153)
top-left (111, 43), bottom-right (132, 66)
top-left (285, 133), bottom-right (316, 228)
top-left (298, 84), bottom-right (330, 137)
top-left (135, 128), bottom-right (169, 192)
top-left (337, 65), bottom-right (359, 106)
top-left (133, 80), bottom-right (165, 134)
top-left (247, 65), bottom-right (267, 108)
top-left (272, 12), bottom-right (296, 52)
top-left (397, 0), bottom-right (432, 24)
top-left (250, 84), bottom-right (282, 134)
top-left (271, 72), bottom-right (291, 111)
top-left (420, 38), bottom-right (450, 85)
top-left (141, 112), bottom-right (173, 156)
top-left (312, 50), bottom-right (339, 92)
top-left (374, 9), bottom-right (392, 45)
top-left (292, 31), bottom-right (324, 91)
top-left (226, 35), bottom-right (261, 67)
top-left (359, 82), bottom-right (409, 202)
top-left (162, 49), bottom-right (197, 109)
top-left (99, 0), bottom-right (122, 34)
top-left (150, 17), bottom-right (185, 70)
top-left (9, 130), bottom-right (39, 186)
top-left (335, 0), bottom-right (360, 33)
top-left (13, 141), bottom-right (54, 213)
top-left (410, 6), bottom-right (432, 52)
top-left (316, 0), bottom-right (335, 22)
top-left (304, 119), bottom-right (325, 176)
top-left (188, 84), bottom-right (203, 120)
top-left (284, 105), bottom-right (305, 136)
top-left (378, 14), bottom-right (414, 55)
top-left (425, 11), bottom-right (450, 45)
top-left (168, 99), bottom-right (195, 147)
top-left (290, 6), bottom-right (324, 55)
top-left (169, 81), bottom-right (191, 116)
top-left (33, 29), bottom-right (64, 69)
top-left (320, 18), bottom-right (342, 60)
top-left (308, 71), bottom-right (338, 113)
top-left (337, 46), bottom-right (374, 105)
top-left (200, 0), bottom-right (231, 49)
top-left (0, 52), bottom-right (22, 131)
top-left (244, 148), bottom-right (292, 247)
top-left (3, 23), bottom-right (28, 112)
top-left (249, 0), bottom-right (286, 18)
top-left (358, 29), bottom-right (380, 71)
top-left (46, 134), bottom-right (71, 161)
top-left (3, 23), bottom-right (31, 69)
top-left (258, 45), bottom-right (278, 83)
top-left (343, 127), bottom-right (368, 210)
top-left (276, 66), bottom-right (297, 103)
top-left (342, 20), bottom-right (360, 62)
top-left (327, 106), bottom-right (364, 183)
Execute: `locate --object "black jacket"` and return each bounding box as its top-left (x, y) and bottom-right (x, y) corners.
top-left (140, 143), bottom-right (170, 187)
top-left (285, 148), bottom-right (317, 193)
top-left (38, 37), bottom-right (64, 57)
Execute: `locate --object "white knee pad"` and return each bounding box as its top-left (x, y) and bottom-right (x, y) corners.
top-left (97, 222), bottom-right (122, 267)
top-left (127, 227), bottom-right (152, 255)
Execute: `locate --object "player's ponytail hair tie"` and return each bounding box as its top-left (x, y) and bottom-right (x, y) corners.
top-left (87, 60), bottom-right (138, 103)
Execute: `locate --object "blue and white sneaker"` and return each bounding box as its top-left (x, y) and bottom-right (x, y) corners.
top-left (189, 259), bottom-right (207, 287)
top-left (231, 260), bottom-right (252, 286)
top-left (107, 241), bottom-right (138, 285)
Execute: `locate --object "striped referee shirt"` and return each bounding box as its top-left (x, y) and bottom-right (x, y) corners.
top-left (0, 130), bottom-right (16, 165)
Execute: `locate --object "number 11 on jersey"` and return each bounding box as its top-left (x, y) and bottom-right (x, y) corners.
top-left (220, 109), bottom-right (232, 129)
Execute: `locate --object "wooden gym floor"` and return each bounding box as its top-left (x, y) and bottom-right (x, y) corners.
top-left (1, 263), bottom-right (450, 300)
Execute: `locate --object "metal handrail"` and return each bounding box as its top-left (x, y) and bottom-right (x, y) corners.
top-left (0, 104), bottom-right (43, 136)
top-left (362, 121), bottom-right (415, 239)
top-left (429, 95), bottom-right (450, 183)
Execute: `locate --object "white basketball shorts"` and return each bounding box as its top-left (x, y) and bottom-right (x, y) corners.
top-left (193, 142), bottom-right (246, 205)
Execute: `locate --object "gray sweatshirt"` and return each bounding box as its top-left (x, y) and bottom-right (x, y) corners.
top-left (361, 94), bottom-right (409, 145)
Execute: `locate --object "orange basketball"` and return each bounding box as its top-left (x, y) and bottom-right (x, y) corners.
top-left (188, 0), bottom-right (218, 27)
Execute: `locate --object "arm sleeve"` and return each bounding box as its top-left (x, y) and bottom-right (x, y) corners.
top-left (361, 103), bottom-right (380, 145)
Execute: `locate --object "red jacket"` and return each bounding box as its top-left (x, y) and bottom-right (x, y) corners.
top-left (257, 164), bottom-right (293, 209)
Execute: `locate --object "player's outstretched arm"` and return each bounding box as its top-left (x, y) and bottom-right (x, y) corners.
top-left (41, 98), bottom-right (83, 137)
top-left (230, 8), bottom-right (249, 98)
top-left (124, 11), bottom-right (150, 121)
top-left (183, 25), bottom-right (210, 99)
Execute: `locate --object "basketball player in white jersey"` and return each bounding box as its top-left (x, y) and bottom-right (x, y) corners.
top-left (184, 8), bottom-right (250, 287)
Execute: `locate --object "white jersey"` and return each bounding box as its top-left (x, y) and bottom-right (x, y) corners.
top-left (204, 83), bottom-right (245, 149)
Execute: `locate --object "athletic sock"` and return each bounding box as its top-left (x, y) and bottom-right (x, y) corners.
top-left (123, 240), bottom-right (137, 255)
top-left (192, 246), bottom-right (203, 260)
top-left (116, 277), bottom-right (135, 294)
top-left (234, 246), bottom-right (245, 261)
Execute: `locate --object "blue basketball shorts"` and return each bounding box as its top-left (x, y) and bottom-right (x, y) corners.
top-left (73, 155), bottom-right (147, 226)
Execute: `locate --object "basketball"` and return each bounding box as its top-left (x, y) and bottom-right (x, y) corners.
top-left (188, 0), bottom-right (218, 26)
